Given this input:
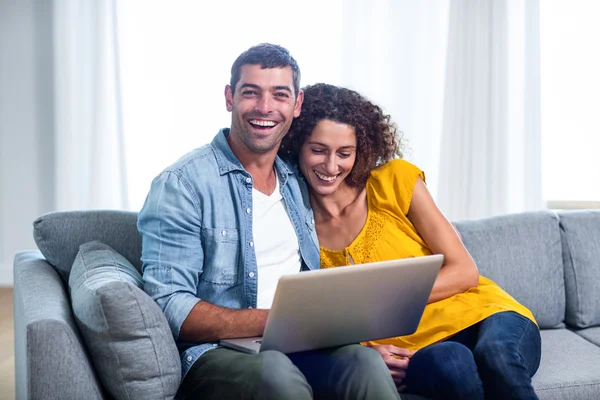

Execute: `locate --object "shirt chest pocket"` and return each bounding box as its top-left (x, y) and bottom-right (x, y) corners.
top-left (201, 228), bottom-right (241, 285)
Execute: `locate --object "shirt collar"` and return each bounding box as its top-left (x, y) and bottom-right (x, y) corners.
top-left (211, 128), bottom-right (293, 180)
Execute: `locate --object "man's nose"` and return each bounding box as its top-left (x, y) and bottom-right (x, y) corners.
top-left (255, 95), bottom-right (273, 115)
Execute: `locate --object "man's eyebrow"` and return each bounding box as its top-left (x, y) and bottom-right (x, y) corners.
top-left (239, 83), bottom-right (260, 91)
top-left (273, 85), bottom-right (292, 93)
top-left (238, 84), bottom-right (293, 95)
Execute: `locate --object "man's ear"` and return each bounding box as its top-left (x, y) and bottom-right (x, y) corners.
top-left (225, 85), bottom-right (233, 112)
top-left (293, 90), bottom-right (304, 118)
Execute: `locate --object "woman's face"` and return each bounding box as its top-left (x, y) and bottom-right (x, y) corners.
top-left (299, 119), bottom-right (357, 196)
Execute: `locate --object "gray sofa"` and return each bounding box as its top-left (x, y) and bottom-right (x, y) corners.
top-left (13, 209), bottom-right (600, 399)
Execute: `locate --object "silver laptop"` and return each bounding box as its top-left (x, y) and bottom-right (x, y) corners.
top-left (220, 254), bottom-right (443, 354)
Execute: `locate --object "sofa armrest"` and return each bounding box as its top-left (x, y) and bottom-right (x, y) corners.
top-left (13, 251), bottom-right (105, 400)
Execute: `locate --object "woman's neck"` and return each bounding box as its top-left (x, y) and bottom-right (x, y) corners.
top-left (309, 183), bottom-right (365, 221)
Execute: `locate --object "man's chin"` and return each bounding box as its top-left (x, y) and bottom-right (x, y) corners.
top-left (245, 138), bottom-right (280, 154)
top-left (247, 131), bottom-right (286, 151)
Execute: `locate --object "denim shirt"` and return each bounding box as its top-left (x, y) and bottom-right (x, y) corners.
top-left (137, 128), bottom-right (320, 380)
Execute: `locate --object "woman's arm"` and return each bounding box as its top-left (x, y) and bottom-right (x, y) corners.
top-left (407, 177), bottom-right (479, 303)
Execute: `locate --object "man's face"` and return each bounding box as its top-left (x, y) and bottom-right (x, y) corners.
top-left (225, 64), bottom-right (303, 155)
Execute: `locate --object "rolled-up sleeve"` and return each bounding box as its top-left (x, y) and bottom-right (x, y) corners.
top-left (138, 170), bottom-right (203, 339)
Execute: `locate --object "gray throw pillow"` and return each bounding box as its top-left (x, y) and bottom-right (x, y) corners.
top-left (69, 240), bottom-right (181, 400)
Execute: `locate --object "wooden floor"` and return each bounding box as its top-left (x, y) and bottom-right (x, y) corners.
top-left (0, 288), bottom-right (15, 400)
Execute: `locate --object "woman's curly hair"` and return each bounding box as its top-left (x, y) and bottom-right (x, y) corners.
top-left (279, 83), bottom-right (403, 188)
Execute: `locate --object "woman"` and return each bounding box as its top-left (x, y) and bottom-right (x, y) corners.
top-left (279, 83), bottom-right (541, 400)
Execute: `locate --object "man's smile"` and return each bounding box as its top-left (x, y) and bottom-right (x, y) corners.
top-left (248, 119), bottom-right (279, 130)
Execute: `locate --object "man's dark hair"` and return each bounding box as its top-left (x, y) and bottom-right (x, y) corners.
top-left (230, 43), bottom-right (301, 97)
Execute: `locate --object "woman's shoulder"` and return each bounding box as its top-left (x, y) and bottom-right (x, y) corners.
top-left (367, 159), bottom-right (426, 215)
top-left (370, 159), bottom-right (425, 184)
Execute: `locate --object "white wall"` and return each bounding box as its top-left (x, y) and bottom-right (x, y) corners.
top-left (0, 0), bottom-right (55, 286)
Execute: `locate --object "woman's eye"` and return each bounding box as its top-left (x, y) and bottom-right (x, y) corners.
top-left (339, 153), bottom-right (352, 158)
top-left (312, 149), bottom-right (325, 154)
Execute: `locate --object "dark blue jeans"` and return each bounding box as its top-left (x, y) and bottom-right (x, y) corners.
top-left (404, 311), bottom-right (541, 400)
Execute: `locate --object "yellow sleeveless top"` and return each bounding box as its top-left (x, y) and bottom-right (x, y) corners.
top-left (320, 159), bottom-right (537, 351)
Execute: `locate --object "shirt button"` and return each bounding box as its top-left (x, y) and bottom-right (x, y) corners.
top-left (246, 208), bottom-right (251, 214)
top-left (186, 356), bottom-right (192, 362)
top-left (248, 306), bottom-right (253, 309)
top-left (311, 218), bottom-right (315, 224)
top-left (221, 230), bottom-right (227, 236)
top-left (249, 272), bottom-right (255, 278)
top-left (249, 241), bottom-right (254, 247)
top-left (246, 177), bottom-right (252, 183)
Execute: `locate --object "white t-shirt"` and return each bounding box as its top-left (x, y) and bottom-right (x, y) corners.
top-left (252, 172), bottom-right (301, 309)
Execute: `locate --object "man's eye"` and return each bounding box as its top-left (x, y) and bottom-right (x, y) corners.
top-left (275, 92), bottom-right (289, 98)
top-left (242, 90), bottom-right (257, 96)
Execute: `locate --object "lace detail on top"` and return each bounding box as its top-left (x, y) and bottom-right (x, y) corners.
top-left (320, 210), bottom-right (388, 269)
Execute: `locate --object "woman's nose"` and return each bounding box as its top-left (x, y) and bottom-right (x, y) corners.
top-left (325, 156), bottom-right (337, 174)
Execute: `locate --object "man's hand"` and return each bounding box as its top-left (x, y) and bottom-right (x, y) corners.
top-left (368, 344), bottom-right (415, 392)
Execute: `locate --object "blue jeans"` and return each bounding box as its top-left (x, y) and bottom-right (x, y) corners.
top-left (404, 311), bottom-right (541, 400)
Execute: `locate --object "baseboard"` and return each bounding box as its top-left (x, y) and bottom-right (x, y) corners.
top-left (0, 261), bottom-right (13, 287)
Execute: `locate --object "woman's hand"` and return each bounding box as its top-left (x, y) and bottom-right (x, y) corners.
top-left (368, 344), bottom-right (415, 392)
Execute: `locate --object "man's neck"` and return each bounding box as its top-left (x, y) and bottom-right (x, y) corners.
top-left (226, 133), bottom-right (279, 195)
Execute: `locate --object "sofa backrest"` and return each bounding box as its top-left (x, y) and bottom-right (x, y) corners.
top-left (558, 210), bottom-right (600, 329)
top-left (454, 211), bottom-right (565, 329)
top-left (33, 210), bottom-right (142, 282)
top-left (34, 208), bottom-right (600, 332)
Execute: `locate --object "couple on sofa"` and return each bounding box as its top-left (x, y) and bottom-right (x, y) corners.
top-left (137, 43), bottom-right (541, 400)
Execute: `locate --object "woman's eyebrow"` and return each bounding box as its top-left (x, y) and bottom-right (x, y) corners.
top-left (306, 141), bottom-right (356, 149)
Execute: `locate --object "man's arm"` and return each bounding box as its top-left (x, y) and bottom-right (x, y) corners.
top-left (139, 170), bottom-right (260, 342)
top-left (179, 302), bottom-right (268, 342)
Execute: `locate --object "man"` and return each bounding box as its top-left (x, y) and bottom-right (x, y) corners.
top-left (138, 43), bottom-right (400, 400)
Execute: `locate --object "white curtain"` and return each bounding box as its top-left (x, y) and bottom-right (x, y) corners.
top-left (97, 0), bottom-right (542, 219)
top-left (1, 0), bottom-right (549, 286)
top-left (53, 0), bottom-right (128, 211)
top-left (339, 0), bottom-right (450, 198)
top-left (116, 0), bottom-right (450, 209)
top-left (437, 0), bottom-right (543, 221)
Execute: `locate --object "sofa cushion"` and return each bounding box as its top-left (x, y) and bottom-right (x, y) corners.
top-left (454, 211), bottom-right (564, 329)
top-left (574, 327), bottom-right (600, 347)
top-left (69, 241), bottom-right (180, 400)
top-left (533, 329), bottom-right (600, 400)
top-left (34, 210), bottom-right (142, 282)
top-left (558, 210), bottom-right (600, 328)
